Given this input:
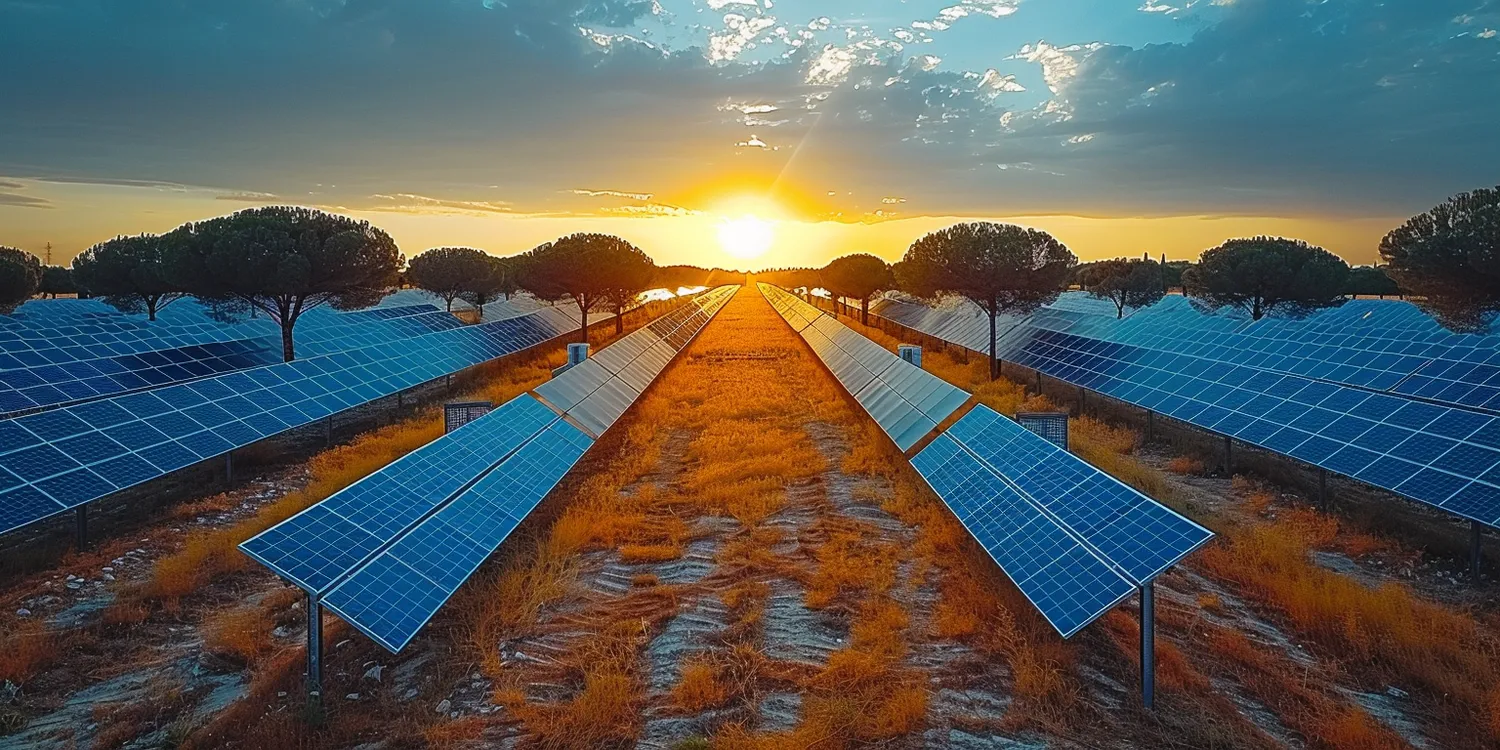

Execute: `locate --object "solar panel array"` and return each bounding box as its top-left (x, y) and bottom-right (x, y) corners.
top-left (761, 285), bottom-right (968, 451)
top-left (0, 302), bottom-right (465, 416)
top-left (867, 293), bottom-right (1500, 526)
top-left (0, 305), bottom-right (587, 536)
top-left (763, 284), bottom-right (1212, 638)
top-left (241, 287), bottom-right (737, 652)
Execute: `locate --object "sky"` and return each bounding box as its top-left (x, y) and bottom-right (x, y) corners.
top-left (1, 0), bottom-right (1497, 271)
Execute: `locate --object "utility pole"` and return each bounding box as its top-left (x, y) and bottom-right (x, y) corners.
top-left (44, 242), bottom-right (53, 265)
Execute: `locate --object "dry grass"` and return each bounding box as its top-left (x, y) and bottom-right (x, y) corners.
top-left (1166, 456), bottom-right (1207, 475)
top-left (204, 606), bottom-right (274, 666)
top-left (671, 660), bottom-right (732, 712)
top-left (0, 621), bottom-right (58, 684)
top-left (1200, 486), bottom-right (1500, 744)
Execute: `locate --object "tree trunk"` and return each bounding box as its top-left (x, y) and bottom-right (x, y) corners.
top-left (147, 296), bottom-right (157, 322)
top-left (989, 308), bottom-right (999, 381)
top-left (579, 296), bottom-right (589, 345)
top-left (615, 303), bottom-right (624, 334)
top-left (446, 297), bottom-right (454, 312)
top-left (281, 324), bottom-right (295, 362)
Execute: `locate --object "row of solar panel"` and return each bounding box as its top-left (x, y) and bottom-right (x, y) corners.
top-left (0, 307), bottom-right (467, 416)
top-left (242, 286), bottom-right (738, 652)
top-left (913, 406), bottom-right (1212, 636)
top-left (860, 296), bottom-right (1500, 526)
top-left (868, 292), bottom-right (1500, 415)
top-left (0, 306), bottom-right (586, 536)
top-left (762, 285), bottom-right (1212, 638)
top-left (761, 285), bottom-right (968, 451)
top-left (536, 286), bottom-right (738, 437)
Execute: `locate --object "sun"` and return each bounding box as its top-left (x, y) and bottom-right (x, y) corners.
top-left (717, 215), bottom-right (775, 261)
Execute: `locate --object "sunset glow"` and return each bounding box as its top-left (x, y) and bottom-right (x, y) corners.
top-left (716, 215), bottom-right (775, 261)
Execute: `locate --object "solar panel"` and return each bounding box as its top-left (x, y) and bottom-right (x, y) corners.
top-left (0, 306), bottom-right (582, 536)
top-left (864, 294), bottom-right (1500, 526)
top-left (239, 395), bottom-right (558, 592)
top-left (241, 287), bottom-right (738, 653)
top-left (322, 421), bottom-right (592, 651)
top-left (761, 284), bottom-right (967, 451)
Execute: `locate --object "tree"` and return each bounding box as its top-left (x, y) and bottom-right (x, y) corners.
top-left (458, 255), bottom-right (510, 321)
top-left (167, 206), bottom-right (402, 361)
top-left (594, 242), bottom-right (656, 335)
top-left (1379, 186), bottom-right (1500, 332)
top-left (897, 222), bottom-right (1076, 379)
top-left (407, 247), bottom-right (494, 311)
top-left (1079, 258), bottom-right (1165, 318)
top-left (0, 247), bottom-right (41, 314)
top-left (519, 233), bottom-right (651, 342)
top-left (1182, 237), bottom-right (1350, 321)
top-left (821, 253), bottom-right (894, 325)
top-left (71, 234), bottom-right (187, 320)
top-left (1162, 260), bottom-right (1192, 291)
top-left (1344, 266), bottom-right (1401, 299)
top-left (494, 256), bottom-right (525, 301)
top-left (39, 266), bottom-right (77, 299)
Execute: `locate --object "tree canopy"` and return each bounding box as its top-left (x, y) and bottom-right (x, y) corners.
top-left (1079, 258), bottom-right (1165, 318)
top-left (820, 253), bottom-right (894, 325)
top-left (166, 206), bottom-right (402, 361)
top-left (458, 255), bottom-right (512, 320)
top-left (39, 266), bottom-right (77, 299)
top-left (592, 240), bottom-right (656, 334)
top-left (407, 247), bottom-right (495, 312)
top-left (71, 234), bottom-right (187, 320)
top-left (1345, 265), bottom-right (1401, 299)
top-left (1379, 186), bottom-right (1500, 332)
top-left (1182, 237), bottom-right (1349, 320)
top-left (0, 246), bottom-right (41, 314)
top-left (519, 233), bottom-right (650, 343)
top-left (1162, 260), bottom-right (1193, 290)
top-left (897, 222), bottom-right (1075, 378)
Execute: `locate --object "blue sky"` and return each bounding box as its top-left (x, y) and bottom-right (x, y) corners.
top-left (0, 0), bottom-right (1497, 267)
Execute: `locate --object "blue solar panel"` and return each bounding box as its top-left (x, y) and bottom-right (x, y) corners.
top-left (240, 395), bottom-right (558, 592)
top-left (322, 421), bottom-right (592, 651)
top-left (868, 295), bottom-right (1500, 527)
top-left (761, 285), bottom-right (966, 451)
top-left (0, 306), bottom-right (583, 536)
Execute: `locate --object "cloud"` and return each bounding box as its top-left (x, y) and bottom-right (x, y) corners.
top-left (0, 0), bottom-right (1495, 225)
top-left (0, 192), bottom-right (51, 209)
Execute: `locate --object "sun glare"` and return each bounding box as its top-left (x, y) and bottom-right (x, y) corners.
top-left (717, 215), bottom-right (775, 261)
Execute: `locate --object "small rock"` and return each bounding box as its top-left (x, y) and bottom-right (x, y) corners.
top-left (277, 691), bottom-right (288, 698)
top-left (335, 639), bottom-right (352, 649)
top-left (1385, 686), bottom-right (1409, 699)
top-left (402, 688), bottom-right (419, 702)
top-left (272, 626), bottom-right (291, 638)
top-left (102, 574), bottom-right (115, 582)
top-left (450, 711), bottom-right (459, 719)
top-left (346, 693), bottom-right (360, 700)
top-left (102, 567), bottom-right (114, 573)
top-left (363, 665), bottom-right (384, 683)
top-left (65, 581), bottom-right (82, 591)
top-left (15, 608), bottom-right (30, 617)
top-left (435, 699), bottom-right (452, 715)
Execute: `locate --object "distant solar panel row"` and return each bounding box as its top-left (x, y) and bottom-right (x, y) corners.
top-left (0, 306), bottom-right (585, 536)
top-left (762, 285), bottom-right (1211, 638)
top-left (865, 294), bottom-right (1500, 526)
top-left (0, 305), bottom-right (463, 416)
top-left (761, 285), bottom-right (967, 450)
top-left (537, 285), bottom-right (737, 437)
top-left (242, 287), bottom-right (737, 652)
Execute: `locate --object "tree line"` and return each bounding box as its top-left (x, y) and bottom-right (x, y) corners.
top-left (0, 206), bottom-right (744, 362)
top-left (760, 185), bottom-right (1500, 380)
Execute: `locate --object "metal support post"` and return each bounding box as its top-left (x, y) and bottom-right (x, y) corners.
top-left (1141, 582), bottom-right (1156, 710)
top-left (324, 416), bottom-right (332, 446)
top-left (1473, 521), bottom-right (1484, 579)
top-left (1078, 386), bottom-right (1086, 415)
top-left (1146, 410), bottom-right (1154, 442)
top-left (307, 594), bottom-right (324, 709)
top-left (397, 390), bottom-right (404, 410)
top-left (445, 374), bottom-right (452, 393)
top-left (225, 452), bottom-right (234, 484)
top-left (1318, 469), bottom-right (1328, 511)
top-left (1224, 436), bottom-right (1233, 473)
